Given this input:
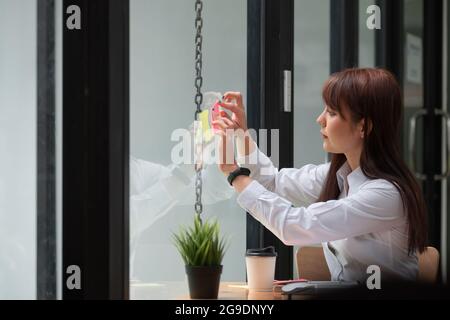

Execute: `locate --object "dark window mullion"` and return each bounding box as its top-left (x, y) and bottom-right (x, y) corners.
top-left (423, 0), bottom-right (443, 251)
top-left (375, 0), bottom-right (404, 79)
top-left (37, 0), bottom-right (56, 300)
top-left (247, 0), bottom-right (294, 281)
top-left (247, 0), bottom-right (264, 252)
top-left (63, 0), bottom-right (129, 300)
top-left (330, 0), bottom-right (359, 73)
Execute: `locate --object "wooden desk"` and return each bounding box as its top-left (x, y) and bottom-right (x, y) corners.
top-left (130, 281), bottom-right (287, 300)
top-left (180, 282), bottom-right (283, 300)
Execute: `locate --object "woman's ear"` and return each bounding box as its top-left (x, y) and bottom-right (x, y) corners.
top-left (359, 119), bottom-right (373, 138)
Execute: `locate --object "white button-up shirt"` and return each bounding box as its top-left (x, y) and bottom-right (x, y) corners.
top-left (236, 147), bottom-right (418, 283)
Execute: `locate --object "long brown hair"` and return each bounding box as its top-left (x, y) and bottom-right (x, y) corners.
top-left (318, 68), bottom-right (428, 254)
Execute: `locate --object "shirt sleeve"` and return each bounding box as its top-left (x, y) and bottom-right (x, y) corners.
top-left (236, 147), bottom-right (330, 207)
top-left (236, 179), bottom-right (406, 246)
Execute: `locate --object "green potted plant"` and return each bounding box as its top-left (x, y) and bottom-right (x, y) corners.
top-left (172, 213), bottom-right (228, 299)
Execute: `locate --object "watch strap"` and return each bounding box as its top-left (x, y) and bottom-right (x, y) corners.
top-left (227, 167), bottom-right (251, 186)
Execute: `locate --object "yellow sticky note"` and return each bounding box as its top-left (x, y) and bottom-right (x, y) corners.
top-left (197, 109), bottom-right (214, 142)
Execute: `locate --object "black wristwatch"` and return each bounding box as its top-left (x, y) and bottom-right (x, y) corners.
top-left (227, 167), bottom-right (251, 186)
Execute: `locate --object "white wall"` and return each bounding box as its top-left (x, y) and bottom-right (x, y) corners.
top-left (129, 0), bottom-right (247, 297)
top-left (0, 0), bottom-right (37, 299)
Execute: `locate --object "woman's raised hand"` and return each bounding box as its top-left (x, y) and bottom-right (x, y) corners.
top-left (212, 92), bottom-right (255, 159)
top-left (212, 92), bottom-right (248, 132)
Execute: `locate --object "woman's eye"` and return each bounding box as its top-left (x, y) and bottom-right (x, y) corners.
top-left (327, 109), bottom-right (336, 116)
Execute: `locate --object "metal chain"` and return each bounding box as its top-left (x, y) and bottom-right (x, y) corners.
top-left (194, 0), bottom-right (203, 118)
top-left (194, 0), bottom-right (204, 219)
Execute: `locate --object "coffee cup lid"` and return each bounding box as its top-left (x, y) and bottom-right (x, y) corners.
top-left (246, 246), bottom-right (277, 257)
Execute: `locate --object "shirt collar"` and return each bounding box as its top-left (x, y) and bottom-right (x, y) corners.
top-left (336, 161), bottom-right (367, 193)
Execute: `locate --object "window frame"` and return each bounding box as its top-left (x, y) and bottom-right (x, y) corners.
top-left (37, 0), bottom-right (56, 300)
top-left (62, 0), bottom-right (129, 299)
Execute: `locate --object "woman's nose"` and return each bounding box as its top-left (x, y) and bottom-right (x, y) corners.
top-left (316, 111), bottom-right (326, 127)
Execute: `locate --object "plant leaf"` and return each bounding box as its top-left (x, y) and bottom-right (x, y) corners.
top-left (172, 214), bottom-right (229, 266)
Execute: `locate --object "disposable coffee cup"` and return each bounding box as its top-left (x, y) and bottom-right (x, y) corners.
top-left (245, 246), bottom-right (277, 291)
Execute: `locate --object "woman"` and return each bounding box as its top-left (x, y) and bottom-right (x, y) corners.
top-left (212, 68), bottom-right (428, 283)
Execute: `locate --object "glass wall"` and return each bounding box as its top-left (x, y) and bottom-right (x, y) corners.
top-left (129, 0), bottom-right (247, 299)
top-left (292, 0), bottom-right (330, 278)
top-left (0, 0), bottom-right (60, 300)
top-left (402, 0), bottom-right (424, 174)
top-left (403, 0), bottom-right (424, 110)
top-left (0, 0), bottom-right (37, 299)
top-left (359, 0), bottom-right (376, 68)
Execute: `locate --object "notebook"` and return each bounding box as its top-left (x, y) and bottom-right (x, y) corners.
top-left (281, 281), bottom-right (360, 296)
top-left (273, 279), bottom-right (308, 293)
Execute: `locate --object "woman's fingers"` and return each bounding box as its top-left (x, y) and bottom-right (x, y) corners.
top-left (212, 119), bottom-right (226, 130)
top-left (221, 92), bottom-right (248, 131)
top-left (212, 117), bottom-right (235, 129)
top-left (219, 101), bottom-right (241, 114)
top-left (219, 110), bottom-right (232, 121)
top-left (223, 92), bottom-right (243, 106)
top-left (222, 117), bottom-right (235, 127)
